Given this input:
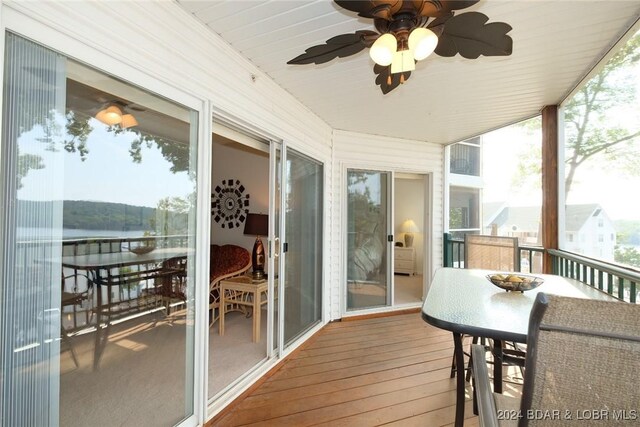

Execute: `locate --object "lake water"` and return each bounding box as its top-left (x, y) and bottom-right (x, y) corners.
top-left (17, 227), bottom-right (148, 240)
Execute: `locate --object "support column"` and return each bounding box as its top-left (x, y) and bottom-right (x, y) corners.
top-left (541, 105), bottom-right (559, 273)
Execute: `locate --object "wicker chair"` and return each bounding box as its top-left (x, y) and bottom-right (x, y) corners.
top-left (209, 244), bottom-right (251, 325)
top-left (473, 293), bottom-right (640, 427)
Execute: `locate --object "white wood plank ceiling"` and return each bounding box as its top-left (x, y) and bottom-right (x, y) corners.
top-left (177, 0), bottom-right (640, 144)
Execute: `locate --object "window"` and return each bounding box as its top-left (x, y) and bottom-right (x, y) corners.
top-left (1, 33), bottom-right (198, 426)
top-left (562, 29), bottom-right (640, 268)
top-left (450, 137), bottom-right (481, 176)
top-left (449, 186), bottom-right (480, 239)
top-left (567, 233), bottom-right (574, 242)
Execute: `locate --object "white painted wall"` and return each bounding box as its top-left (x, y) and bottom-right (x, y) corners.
top-left (332, 130), bottom-right (444, 319)
top-left (210, 141), bottom-right (269, 253)
top-left (394, 177), bottom-right (425, 275)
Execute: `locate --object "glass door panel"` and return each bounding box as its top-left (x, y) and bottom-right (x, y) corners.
top-left (283, 150), bottom-right (323, 346)
top-left (346, 169), bottom-right (391, 310)
top-left (1, 33), bottom-right (198, 426)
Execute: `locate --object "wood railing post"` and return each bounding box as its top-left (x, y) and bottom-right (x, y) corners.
top-left (541, 105), bottom-right (559, 274)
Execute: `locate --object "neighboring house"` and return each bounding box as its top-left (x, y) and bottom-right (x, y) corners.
top-left (483, 204), bottom-right (541, 245)
top-left (484, 203), bottom-right (616, 260)
top-left (564, 204), bottom-right (616, 261)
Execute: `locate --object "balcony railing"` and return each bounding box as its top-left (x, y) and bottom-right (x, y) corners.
top-left (443, 233), bottom-right (640, 303)
top-left (549, 249), bottom-right (640, 303)
top-left (443, 232), bottom-right (545, 273)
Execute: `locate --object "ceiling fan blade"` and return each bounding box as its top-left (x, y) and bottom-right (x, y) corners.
top-left (415, 0), bottom-right (479, 17)
top-left (287, 30), bottom-right (380, 65)
top-left (334, 1), bottom-right (403, 19)
top-left (374, 64), bottom-right (412, 95)
top-left (435, 12), bottom-right (512, 59)
top-left (426, 13), bottom-right (453, 38)
top-left (288, 31), bottom-right (378, 65)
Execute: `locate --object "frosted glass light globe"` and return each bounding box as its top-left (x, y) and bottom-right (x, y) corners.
top-left (369, 33), bottom-right (397, 66)
top-left (409, 28), bottom-right (438, 61)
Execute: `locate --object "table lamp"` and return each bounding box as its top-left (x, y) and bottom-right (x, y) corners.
top-left (243, 213), bottom-right (268, 280)
top-left (401, 219), bottom-right (419, 248)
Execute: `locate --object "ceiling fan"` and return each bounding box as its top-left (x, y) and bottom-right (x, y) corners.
top-left (288, 0), bottom-right (513, 94)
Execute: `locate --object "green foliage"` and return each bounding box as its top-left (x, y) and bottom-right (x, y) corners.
top-left (614, 245), bottom-right (640, 268)
top-left (614, 220), bottom-right (640, 245)
top-left (151, 196), bottom-right (193, 236)
top-left (563, 31), bottom-right (640, 196)
top-left (17, 148), bottom-right (45, 190)
top-left (17, 200), bottom-right (156, 231)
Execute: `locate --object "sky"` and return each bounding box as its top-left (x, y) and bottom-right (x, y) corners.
top-left (482, 116), bottom-right (640, 221)
top-left (18, 116), bottom-right (194, 208)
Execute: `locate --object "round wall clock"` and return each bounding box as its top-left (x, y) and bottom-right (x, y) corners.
top-left (211, 179), bottom-right (250, 229)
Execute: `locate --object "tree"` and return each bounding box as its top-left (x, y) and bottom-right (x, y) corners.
top-left (614, 245), bottom-right (640, 268)
top-left (563, 32), bottom-right (640, 196)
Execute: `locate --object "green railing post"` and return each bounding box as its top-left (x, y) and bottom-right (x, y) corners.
top-left (443, 232), bottom-right (452, 267)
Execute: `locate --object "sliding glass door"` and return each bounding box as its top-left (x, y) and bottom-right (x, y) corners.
top-left (1, 33), bottom-right (199, 426)
top-left (346, 169), bottom-right (392, 310)
top-left (282, 150), bottom-right (323, 346)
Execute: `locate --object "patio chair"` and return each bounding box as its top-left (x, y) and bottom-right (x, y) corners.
top-left (60, 272), bottom-right (93, 367)
top-left (472, 293), bottom-right (640, 427)
top-left (452, 234), bottom-right (522, 382)
top-left (464, 234), bottom-right (519, 272)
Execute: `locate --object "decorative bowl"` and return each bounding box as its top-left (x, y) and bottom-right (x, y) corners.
top-left (486, 273), bottom-right (544, 292)
top-left (129, 243), bottom-right (156, 255)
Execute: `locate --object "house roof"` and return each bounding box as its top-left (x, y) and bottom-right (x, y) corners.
top-left (486, 203), bottom-right (603, 232)
top-left (486, 205), bottom-right (541, 233)
top-left (565, 203), bottom-right (601, 232)
top-left (176, 1), bottom-right (640, 144)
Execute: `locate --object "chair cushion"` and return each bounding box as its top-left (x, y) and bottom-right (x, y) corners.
top-left (209, 244), bottom-right (251, 283)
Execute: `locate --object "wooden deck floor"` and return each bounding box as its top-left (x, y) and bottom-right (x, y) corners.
top-left (212, 313), bottom-right (480, 426)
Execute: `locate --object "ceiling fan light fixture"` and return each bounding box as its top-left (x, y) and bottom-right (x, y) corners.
top-left (391, 49), bottom-right (415, 74)
top-left (120, 113), bottom-right (138, 129)
top-left (409, 27), bottom-right (438, 61)
top-left (95, 105), bottom-right (123, 126)
top-left (369, 33), bottom-right (397, 66)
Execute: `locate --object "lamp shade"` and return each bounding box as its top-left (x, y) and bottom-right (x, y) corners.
top-left (401, 219), bottom-right (419, 233)
top-left (243, 213), bottom-right (268, 236)
top-left (408, 27), bottom-right (438, 61)
top-left (369, 33), bottom-right (397, 66)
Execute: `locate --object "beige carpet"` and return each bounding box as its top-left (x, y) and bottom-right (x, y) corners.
top-left (394, 274), bottom-right (424, 304)
top-left (209, 309), bottom-right (268, 397)
top-left (59, 307), bottom-right (268, 426)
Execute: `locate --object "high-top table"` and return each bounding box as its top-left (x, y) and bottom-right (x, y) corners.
top-left (421, 267), bottom-right (619, 427)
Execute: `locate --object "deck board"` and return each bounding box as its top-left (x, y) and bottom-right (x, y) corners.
top-left (213, 313), bottom-right (481, 427)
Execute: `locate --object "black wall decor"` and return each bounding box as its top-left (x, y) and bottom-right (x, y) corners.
top-left (211, 179), bottom-right (250, 229)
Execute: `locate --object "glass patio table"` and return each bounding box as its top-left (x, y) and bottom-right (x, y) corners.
top-left (421, 267), bottom-right (618, 427)
top-left (58, 247), bottom-right (191, 369)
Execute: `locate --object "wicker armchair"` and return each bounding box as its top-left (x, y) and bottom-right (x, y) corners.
top-left (209, 244), bottom-right (251, 325)
top-left (473, 293), bottom-right (640, 427)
